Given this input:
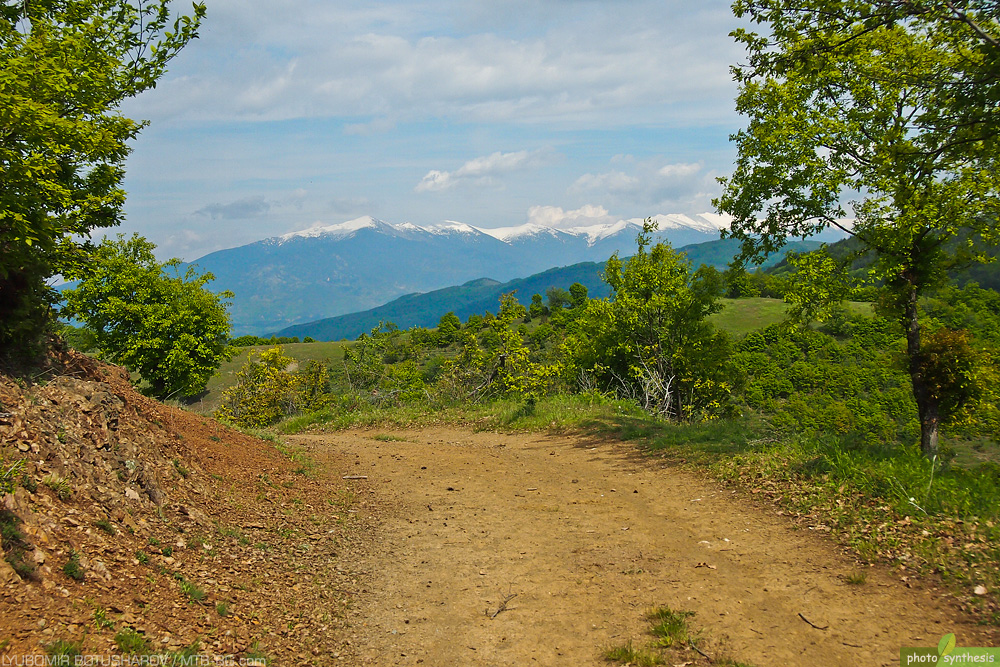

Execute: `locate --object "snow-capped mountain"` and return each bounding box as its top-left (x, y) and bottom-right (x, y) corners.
top-left (189, 214), bottom-right (731, 334)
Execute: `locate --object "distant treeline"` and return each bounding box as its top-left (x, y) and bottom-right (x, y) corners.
top-left (230, 335), bottom-right (315, 347)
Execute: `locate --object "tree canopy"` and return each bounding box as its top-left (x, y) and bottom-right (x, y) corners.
top-left (0, 0), bottom-right (205, 359)
top-left (63, 234), bottom-right (233, 399)
top-left (715, 0), bottom-right (1000, 457)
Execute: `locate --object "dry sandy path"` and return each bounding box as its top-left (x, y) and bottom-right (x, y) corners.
top-left (292, 427), bottom-right (996, 666)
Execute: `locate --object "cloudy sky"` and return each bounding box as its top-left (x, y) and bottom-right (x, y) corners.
top-left (119, 0), bottom-right (748, 261)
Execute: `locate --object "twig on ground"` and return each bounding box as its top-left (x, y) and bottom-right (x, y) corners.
top-left (689, 642), bottom-right (712, 660)
top-left (798, 612), bottom-right (829, 630)
top-left (487, 585), bottom-right (518, 619)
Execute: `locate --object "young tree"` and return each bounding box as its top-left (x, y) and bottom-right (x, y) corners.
top-left (715, 0), bottom-right (1000, 457)
top-left (568, 282), bottom-right (589, 308)
top-left (63, 234), bottom-right (233, 398)
top-left (0, 0), bottom-right (205, 359)
top-left (580, 221), bottom-right (732, 420)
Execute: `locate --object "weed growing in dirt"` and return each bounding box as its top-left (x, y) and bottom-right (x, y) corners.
top-left (244, 641), bottom-right (269, 665)
top-left (845, 571), bottom-right (868, 585)
top-left (0, 509), bottom-right (36, 580)
top-left (373, 433), bottom-right (406, 442)
top-left (604, 640), bottom-right (662, 666)
top-left (114, 627), bottom-right (148, 654)
top-left (178, 576), bottom-right (207, 603)
top-left (43, 475), bottom-right (72, 501)
top-left (135, 550), bottom-right (149, 564)
top-left (19, 472), bottom-right (37, 493)
top-left (647, 606), bottom-right (695, 647)
top-left (92, 607), bottom-right (115, 630)
top-left (63, 550), bottom-right (85, 582)
top-left (45, 639), bottom-right (83, 658)
top-left (95, 518), bottom-right (116, 535)
top-left (171, 458), bottom-right (189, 479)
top-left (605, 605), bottom-right (752, 667)
top-left (186, 533), bottom-right (208, 550)
top-left (166, 640), bottom-right (201, 660)
top-left (160, 546), bottom-right (172, 557)
top-left (0, 454), bottom-right (25, 494)
top-left (216, 601), bottom-right (230, 616)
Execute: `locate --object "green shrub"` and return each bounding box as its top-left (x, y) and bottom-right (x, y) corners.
top-left (63, 550), bottom-right (85, 582)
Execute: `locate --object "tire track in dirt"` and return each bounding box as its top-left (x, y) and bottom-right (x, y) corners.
top-left (294, 428), bottom-right (997, 666)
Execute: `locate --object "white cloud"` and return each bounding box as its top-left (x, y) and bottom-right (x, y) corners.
top-left (526, 204), bottom-right (617, 228)
top-left (570, 160), bottom-right (720, 213)
top-left (416, 149), bottom-right (555, 192)
top-left (571, 171), bottom-right (641, 195)
top-left (122, 1), bottom-right (742, 126)
top-left (195, 196), bottom-right (271, 220)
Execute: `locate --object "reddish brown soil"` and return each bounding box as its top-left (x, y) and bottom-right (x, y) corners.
top-left (0, 356), bottom-right (374, 663)
top-left (2, 355), bottom-right (997, 666)
top-left (294, 427), bottom-right (1000, 667)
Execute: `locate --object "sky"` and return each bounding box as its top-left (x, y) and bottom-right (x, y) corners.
top-left (118, 0), bottom-right (749, 262)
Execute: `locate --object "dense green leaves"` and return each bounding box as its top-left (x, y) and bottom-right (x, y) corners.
top-left (574, 221), bottom-right (734, 420)
top-left (63, 234), bottom-right (232, 398)
top-left (716, 0), bottom-right (1000, 456)
top-left (0, 0), bottom-right (205, 358)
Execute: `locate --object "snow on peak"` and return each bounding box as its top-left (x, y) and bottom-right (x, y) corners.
top-left (477, 223), bottom-right (569, 243)
top-left (423, 220), bottom-right (481, 235)
top-left (628, 213), bottom-right (732, 234)
top-left (275, 212), bottom-right (731, 246)
top-left (279, 216), bottom-right (383, 242)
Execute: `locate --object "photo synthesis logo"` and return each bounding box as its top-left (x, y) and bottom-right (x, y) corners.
top-left (901, 633), bottom-right (1000, 666)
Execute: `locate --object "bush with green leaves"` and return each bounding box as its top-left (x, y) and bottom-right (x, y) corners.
top-left (570, 220), bottom-right (735, 421)
top-left (63, 234), bottom-right (234, 399)
top-left (215, 347), bottom-right (301, 428)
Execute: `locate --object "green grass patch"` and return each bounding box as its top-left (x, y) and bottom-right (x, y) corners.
top-left (45, 639), bottom-right (83, 658)
top-left (63, 549), bottom-right (85, 582)
top-left (95, 518), bottom-right (116, 535)
top-left (647, 606), bottom-right (695, 648)
top-left (114, 627), bottom-right (148, 655)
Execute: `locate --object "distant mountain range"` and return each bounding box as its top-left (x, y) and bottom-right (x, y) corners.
top-left (189, 213), bottom-right (735, 334)
top-left (271, 237), bottom-right (824, 341)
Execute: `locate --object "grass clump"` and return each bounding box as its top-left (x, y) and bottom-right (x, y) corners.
top-left (95, 518), bottom-right (116, 535)
top-left (43, 474), bottom-right (72, 501)
top-left (63, 549), bottom-right (85, 582)
top-left (605, 605), bottom-right (752, 666)
top-left (179, 577), bottom-right (207, 603)
top-left (0, 454), bottom-right (25, 495)
top-left (114, 627), bottom-right (148, 654)
top-left (171, 458), bottom-right (189, 479)
top-left (604, 640), bottom-right (662, 666)
top-left (647, 606), bottom-right (695, 647)
top-left (45, 638), bottom-right (83, 658)
top-left (0, 509), bottom-right (36, 580)
top-left (244, 641), bottom-right (269, 665)
top-left (845, 571), bottom-right (868, 585)
top-left (373, 433), bottom-right (406, 442)
top-left (92, 607), bottom-right (115, 630)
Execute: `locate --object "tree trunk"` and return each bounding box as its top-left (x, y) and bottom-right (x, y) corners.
top-left (902, 281), bottom-right (940, 459)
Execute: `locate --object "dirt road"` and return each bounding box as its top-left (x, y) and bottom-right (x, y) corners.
top-left (293, 427), bottom-right (996, 666)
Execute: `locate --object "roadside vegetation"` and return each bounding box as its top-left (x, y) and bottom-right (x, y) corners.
top-left (194, 222), bottom-right (1000, 623)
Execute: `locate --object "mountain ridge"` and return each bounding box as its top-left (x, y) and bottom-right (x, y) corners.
top-left (189, 213), bottom-right (735, 335)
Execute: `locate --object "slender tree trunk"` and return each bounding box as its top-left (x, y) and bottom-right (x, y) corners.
top-left (903, 281), bottom-right (940, 459)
